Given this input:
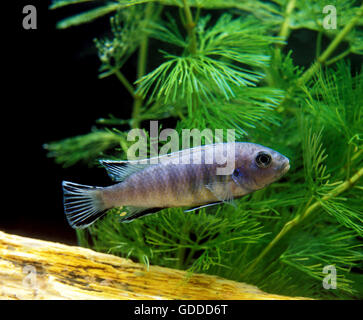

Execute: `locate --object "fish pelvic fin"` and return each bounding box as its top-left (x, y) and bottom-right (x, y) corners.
top-left (184, 201), bottom-right (223, 213)
top-left (62, 181), bottom-right (108, 229)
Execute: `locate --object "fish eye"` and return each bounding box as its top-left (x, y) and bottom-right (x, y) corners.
top-left (255, 152), bottom-right (272, 168)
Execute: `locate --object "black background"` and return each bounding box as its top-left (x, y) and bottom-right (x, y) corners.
top-left (4, 1), bottom-right (362, 246)
top-left (5, 0), bottom-right (135, 245)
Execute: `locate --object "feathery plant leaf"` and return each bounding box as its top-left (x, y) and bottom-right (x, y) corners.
top-left (350, 29), bottom-right (363, 55)
top-left (303, 61), bottom-right (363, 185)
top-left (177, 86), bottom-right (284, 139)
top-left (55, 3), bottom-right (122, 29)
top-left (279, 228), bottom-right (363, 296)
top-left (319, 198), bottom-right (363, 236)
top-left (136, 54), bottom-right (263, 106)
top-left (44, 129), bottom-right (126, 167)
top-left (86, 204), bottom-right (266, 273)
top-left (136, 14), bottom-right (281, 107)
top-left (302, 128), bottom-right (330, 191)
top-left (307, 62), bottom-right (363, 143)
top-left (291, 0), bottom-right (359, 31)
top-left (48, 0), bottom-right (363, 300)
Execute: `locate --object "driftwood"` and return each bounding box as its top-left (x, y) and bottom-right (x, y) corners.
top-left (0, 231), bottom-right (307, 300)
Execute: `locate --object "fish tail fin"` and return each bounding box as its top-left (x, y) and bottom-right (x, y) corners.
top-left (62, 181), bottom-right (108, 229)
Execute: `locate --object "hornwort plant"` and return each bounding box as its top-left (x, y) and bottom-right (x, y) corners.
top-left (46, 0), bottom-right (363, 299)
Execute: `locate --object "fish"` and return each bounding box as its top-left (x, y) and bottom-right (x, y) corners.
top-left (62, 142), bottom-right (290, 229)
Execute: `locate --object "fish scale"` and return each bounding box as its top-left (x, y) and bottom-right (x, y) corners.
top-left (62, 143), bottom-right (290, 229)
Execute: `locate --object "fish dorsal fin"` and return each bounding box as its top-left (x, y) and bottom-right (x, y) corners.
top-left (122, 143), bottom-right (232, 166)
top-left (99, 160), bottom-right (148, 182)
top-left (100, 143), bottom-right (234, 181)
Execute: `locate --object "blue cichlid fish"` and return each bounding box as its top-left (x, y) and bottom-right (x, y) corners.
top-left (62, 142), bottom-right (290, 229)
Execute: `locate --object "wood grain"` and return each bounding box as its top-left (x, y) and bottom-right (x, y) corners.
top-left (0, 231), bottom-right (307, 300)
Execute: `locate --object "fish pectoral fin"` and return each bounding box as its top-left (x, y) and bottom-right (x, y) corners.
top-left (119, 206), bottom-right (163, 223)
top-left (205, 182), bottom-right (234, 204)
top-left (184, 201), bottom-right (223, 213)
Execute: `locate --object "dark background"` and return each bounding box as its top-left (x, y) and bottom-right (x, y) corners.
top-left (4, 1), bottom-right (361, 246)
top-left (5, 0), bottom-right (135, 245)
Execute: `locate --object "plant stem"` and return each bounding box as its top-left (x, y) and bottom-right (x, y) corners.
top-left (345, 143), bottom-right (352, 181)
top-left (132, 3), bottom-right (154, 128)
top-left (131, 98), bottom-right (143, 130)
top-left (182, 0), bottom-right (197, 54)
top-left (114, 69), bottom-right (136, 98)
top-left (302, 166), bottom-right (363, 220)
top-left (325, 48), bottom-right (351, 66)
top-left (280, 0), bottom-right (296, 39)
top-left (184, 247), bottom-right (196, 268)
top-left (274, 0), bottom-right (296, 61)
top-left (243, 166), bottom-right (363, 276)
top-left (177, 221), bottom-right (190, 270)
top-left (351, 148), bottom-right (363, 162)
top-left (298, 4), bottom-right (363, 86)
top-left (181, 0), bottom-right (198, 115)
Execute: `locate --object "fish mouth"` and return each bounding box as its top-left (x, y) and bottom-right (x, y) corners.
top-left (275, 161), bottom-right (290, 178)
top-left (281, 161), bottom-right (290, 175)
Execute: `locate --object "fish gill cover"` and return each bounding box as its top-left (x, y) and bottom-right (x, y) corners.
top-left (46, 0), bottom-right (363, 299)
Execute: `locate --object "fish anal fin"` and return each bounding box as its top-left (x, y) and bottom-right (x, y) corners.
top-left (119, 206), bottom-right (163, 223)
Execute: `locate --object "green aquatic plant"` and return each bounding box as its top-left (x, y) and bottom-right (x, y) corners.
top-left (46, 0), bottom-right (363, 299)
